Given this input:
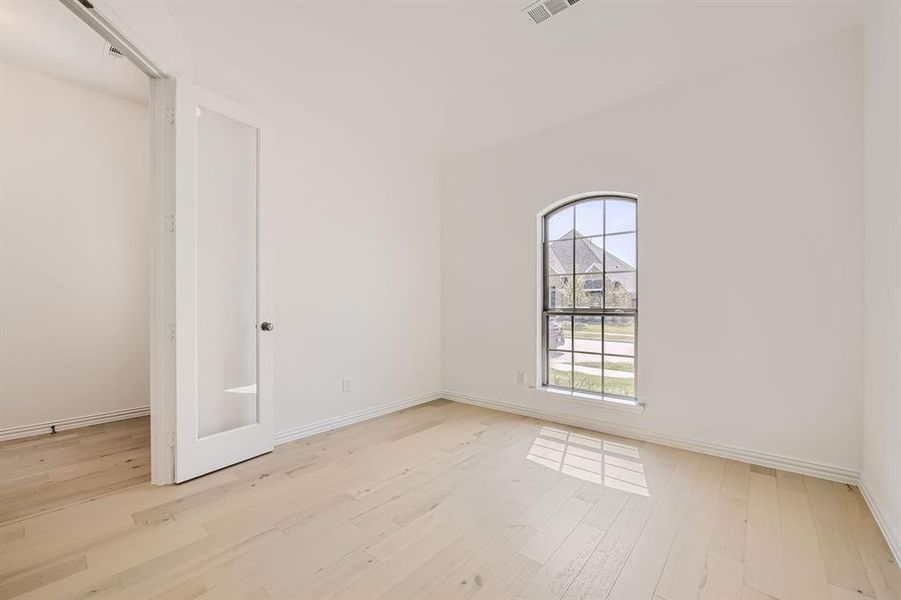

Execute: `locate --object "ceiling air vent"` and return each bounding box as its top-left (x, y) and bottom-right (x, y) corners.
top-left (103, 42), bottom-right (126, 60)
top-left (523, 0), bottom-right (580, 24)
top-left (544, 0), bottom-right (568, 16)
top-left (526, 4), bottom-right (551, 24)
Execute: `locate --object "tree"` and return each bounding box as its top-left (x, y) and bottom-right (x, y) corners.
top-left (606, 280), bottom-right (636, 309)
top-left (559, 276), bottom-right (591, 308)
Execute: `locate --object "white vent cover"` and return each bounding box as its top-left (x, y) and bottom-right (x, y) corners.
top-left (527, 4), bottom-right (550, 24)
top-left (524, 0), bottom-right (581, 24)
top-left (544, 0), bottom-right (568, 16)
top-left (103, 42), bottom-right (126, 60)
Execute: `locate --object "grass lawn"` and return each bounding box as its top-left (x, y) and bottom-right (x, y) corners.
top-left (553, 320), bottom-right (635, 343)
top-left (549, 367), bottom-right (636, 398)
top-left (572, 357), bottom-right (634, 372)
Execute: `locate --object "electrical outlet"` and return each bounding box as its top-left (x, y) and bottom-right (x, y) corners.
top-left (342, 377), bottom-right (352, 393)
top-left (516, 370), bottom-right (526, 386)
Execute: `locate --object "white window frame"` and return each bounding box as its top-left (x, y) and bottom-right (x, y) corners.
top-left (536, 192), bottom-right (640, 409)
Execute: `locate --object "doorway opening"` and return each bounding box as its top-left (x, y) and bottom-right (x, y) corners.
top-left (0, 0), bottom-right (174, 485)
top-left (3, 0), bottom-right (274, 487)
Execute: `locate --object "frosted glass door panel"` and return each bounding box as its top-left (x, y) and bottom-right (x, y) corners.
top-left (196, 107), bottom-right (258, 438)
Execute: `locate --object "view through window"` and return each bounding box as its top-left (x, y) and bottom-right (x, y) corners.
top-left (542, 195), bottom-right (637, 400)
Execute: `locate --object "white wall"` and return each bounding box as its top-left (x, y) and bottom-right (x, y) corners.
top-left (442, 30), bottom-right (865, 474)
top-left (0, 62), bottom-right (150, 430)
top-left (266, 105), bottom-right (443, 436)
top-left (863, 0), bottom-right (901, 559)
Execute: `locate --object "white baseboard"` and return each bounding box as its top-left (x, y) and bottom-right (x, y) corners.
top-left (443, 391), bottom-right (861, 485)
top-left (859, 474), bottom-right (901, 565)
top-left (0, 406), bottom-right (150, 442)
top-left (273, 391), bottom-right (443, 446)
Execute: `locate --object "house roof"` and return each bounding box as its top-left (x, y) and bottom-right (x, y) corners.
top-left (548, 230), bottom-right (635, 292)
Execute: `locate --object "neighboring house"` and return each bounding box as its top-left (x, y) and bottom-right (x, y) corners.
top-left (547, 229), bottom-right (636, 309)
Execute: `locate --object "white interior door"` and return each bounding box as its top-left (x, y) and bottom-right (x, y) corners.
top-left (174, 80), bottom-right (273, 482)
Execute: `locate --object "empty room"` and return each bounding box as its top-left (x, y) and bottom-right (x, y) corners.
top-left (0, 0), bottom-right (898, 599)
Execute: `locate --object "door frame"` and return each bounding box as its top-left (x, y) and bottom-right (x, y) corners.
top-left (59, 0), bottom-right (178, 484)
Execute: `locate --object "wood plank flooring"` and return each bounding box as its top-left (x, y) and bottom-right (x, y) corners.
top-left (0, 417), bottom-right (150, 524)
top-left (0, 400), bottom-right (898, 600)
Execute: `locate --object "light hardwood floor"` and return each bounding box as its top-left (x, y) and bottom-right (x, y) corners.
top-left (0, 400), bottom-right (898, 600)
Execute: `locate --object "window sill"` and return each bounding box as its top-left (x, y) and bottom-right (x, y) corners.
top-left (537, 386), bottom-right (645, 414)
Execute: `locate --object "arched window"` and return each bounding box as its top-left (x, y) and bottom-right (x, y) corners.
top-left (542, 194), bottom-right (637, 401)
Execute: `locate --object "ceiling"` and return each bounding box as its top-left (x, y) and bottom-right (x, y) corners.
top-left (0, 0), bottom-right (147, 104)
top-left (5, 0), bottom-right (868, 155)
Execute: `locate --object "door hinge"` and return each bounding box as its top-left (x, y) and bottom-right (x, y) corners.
top-left (167, 431), bottom-right (175, 449)
top-left (164, 214), bottom-right (175, 232)
top-left (166, 323), bottom-right (176, 342)
top-left (164, 106), bottom-right (175, 126)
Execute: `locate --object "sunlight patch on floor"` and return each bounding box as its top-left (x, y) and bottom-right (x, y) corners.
top-left (526, 426), bottom-right (649, 496)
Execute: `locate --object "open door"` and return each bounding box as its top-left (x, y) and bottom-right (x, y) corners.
top-left (172, 80), bottom-right (273, 482)
top-left (56, 0), bottom-right (272, 484)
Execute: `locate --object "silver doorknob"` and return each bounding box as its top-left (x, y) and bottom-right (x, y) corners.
top-left (260, 322), bottom-right (273, 331)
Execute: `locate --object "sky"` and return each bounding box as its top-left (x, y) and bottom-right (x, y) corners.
top-left (547, 199), bottom-right (637, 268)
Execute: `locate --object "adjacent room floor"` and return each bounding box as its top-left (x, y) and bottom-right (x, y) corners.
top-left (0, 400), bottom-right (898, 600)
